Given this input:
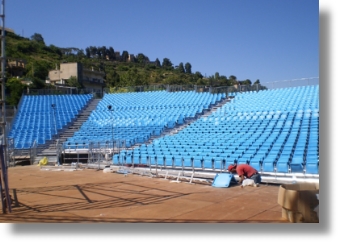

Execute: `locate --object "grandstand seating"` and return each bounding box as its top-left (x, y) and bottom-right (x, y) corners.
top-left (64, 90), bottom-right (224, 149)
top-left (8, 94), bottom-right (93, 149)
top-left (10, 85), bottom-right (318, 176)
top-left (112, 85), bottom-right (319, 175)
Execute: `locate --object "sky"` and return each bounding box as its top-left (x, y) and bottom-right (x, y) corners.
top-left (4, 0), bottom-right (319, 84)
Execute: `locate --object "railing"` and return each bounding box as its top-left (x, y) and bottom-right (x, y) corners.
top-left (22, 78), bottom-right (319, 98)
top-left (61, 139), bottom-right (127, 166)
top-left (6, 138), bottom-right (15, 167)
top-left (261, 77), bottom-right (319, 90)
top-left (22, 87), bottom-right (103, 98)
top-left (103, 77), bottom-right (319, 95)
top-left (55, 139), bottom-right (62, 166)
top-left (112, 155), bottom-right (319, 179)
top-left (104, 84), bottom-right (168, 94)
top-left (166, 84), bottom-right (196, 92)
top-left (30, 140), bottom-right (37, 165)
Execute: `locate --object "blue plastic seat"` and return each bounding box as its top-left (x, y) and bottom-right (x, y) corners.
top-left (202, 155), bottom-right (213, 169)
top-left (305, 162), bottom-right (319, 174)
top-left (193, 156), bottom-right (203, 168)
top-left (262, 155), bottom-right (277, 172)
top-left (290, 156), bottom-right (304, 173)
top-left (249, 158), bottom-right (262, 171)
top-left (275, 155), bottom-right (290, 173)
top-left (173, 156), bottom-right (182, 167)
top-left (164, 155), bottom-right (173, 167)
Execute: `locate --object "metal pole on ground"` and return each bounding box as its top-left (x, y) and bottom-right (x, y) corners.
top-left (97, 142), bottom-right (100, 170)
top-left (1, 1), bottom-right (8, 167)
top-left (107, 105), bottom-right (114, 157)
top-left (51, 104), bottom-right (57, 144)
top-left (75, 142), bottom-right (79, 169)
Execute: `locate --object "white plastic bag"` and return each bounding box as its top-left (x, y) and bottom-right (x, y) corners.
top-left (242, 179), bottom-right (255, 187)
top-left (103, 168), bottom-right (113, 173)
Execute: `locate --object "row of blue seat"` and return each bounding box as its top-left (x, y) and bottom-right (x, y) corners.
top-left (65, 90), bottom-right (224, 148)
top-left (9, 94), bottom-right (93, 149)
top-left (112, 85), bottom-right (319, 174)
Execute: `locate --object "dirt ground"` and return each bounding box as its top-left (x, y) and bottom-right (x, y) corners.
top-left (0, 165), bottom-right (289, 223)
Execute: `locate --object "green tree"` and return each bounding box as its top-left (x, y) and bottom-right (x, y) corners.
top-left (150, 71), bottom-right (162, 83)
top-left (177, 62), bottom-right (185, 73)
top-left (136, 53), bottom-right (147, 64)
top-left (108, 47), bottom-right (115, 60)
top-left (219, 75), bottom-right (230, 86)
top-left (164, 74), bottom-right (179, 85)
top-left (89, 46), bottom-right (97, 58)
top-left (30, 77), bottom-right (45, 89)
top-left (6, 78), bottom-right (26, 106)
top-left (66, 76), bottom-right (82, 88)
top-left (100, 46), bottom-right (107, 59)
top-left (196, 78), bottom-right (206, 86)
top-left (194, 71), bottom-right (203, 80)
top-left (162, 58), bottom-right (173, 68)
top-left (26, 60), bottom-right (51, 81)
top-left (243, 79), bottom-right (252, 85)
top-left (155, 58), bottom-right (161, 67)
top-left (229, 75), bottom-right (237, 86)
top-left (184, 62), bottom-right (192, 74)
top-left (121, 51), bottom-right (129, 62)
top-left (215, 72), bottom-right (220, 80)
top-left (106, 70), bottom-right (120, 87)
top-left (85, 47), bottom-right (91, 58)
top-left (49, 44), bottom-right (62, 57)
top-left (229, 75), bottom-right (237, 81)
top-left (208, 76), bottom-right (215, 87)
top-left (77, 49), bottom-right (85, 58)
top-left (96, 46), bottom-right (102, 58)
top-left (30, 33), bottom-right (45, 44)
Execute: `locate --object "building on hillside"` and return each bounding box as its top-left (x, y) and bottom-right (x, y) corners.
top-left (0, 27), bottom-right (15, 35)
top-left (6, 58), bottom-right (27, 77)
top-left (47, 62), bottom-right (105, 91)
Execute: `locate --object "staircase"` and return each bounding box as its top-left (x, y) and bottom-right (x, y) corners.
top-left (143, 96), bottom-right (232, 144)
top-left (34, 98), bottom-right (102, 165)
top-left (165, 97), bottom-right (231, 135)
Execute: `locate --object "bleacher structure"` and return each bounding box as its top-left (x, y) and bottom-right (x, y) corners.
top-left (109, 85), bottom-right (319, 183)
top-left (64, 91), bottom-right (224, 148)
top-left (8, 94), bottom-right (93, 149)
top-left (6, 84), bottom-right (319, 184)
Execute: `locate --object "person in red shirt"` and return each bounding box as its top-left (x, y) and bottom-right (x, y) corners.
top-left (228, 164), bottom-right (261, 186)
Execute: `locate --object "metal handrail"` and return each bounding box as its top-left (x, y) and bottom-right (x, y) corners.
top-left (30, 140), bottom-right (37, 165)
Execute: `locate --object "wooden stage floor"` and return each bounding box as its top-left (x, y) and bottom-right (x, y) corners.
top-left (0, 165), bottom-right (289, 223)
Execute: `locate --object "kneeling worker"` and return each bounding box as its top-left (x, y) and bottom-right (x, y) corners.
top-left (228, 164), bottom-right (261, 186)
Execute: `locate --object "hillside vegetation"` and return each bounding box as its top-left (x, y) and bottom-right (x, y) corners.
top-left (5, 32), bottom-right (259, 105)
